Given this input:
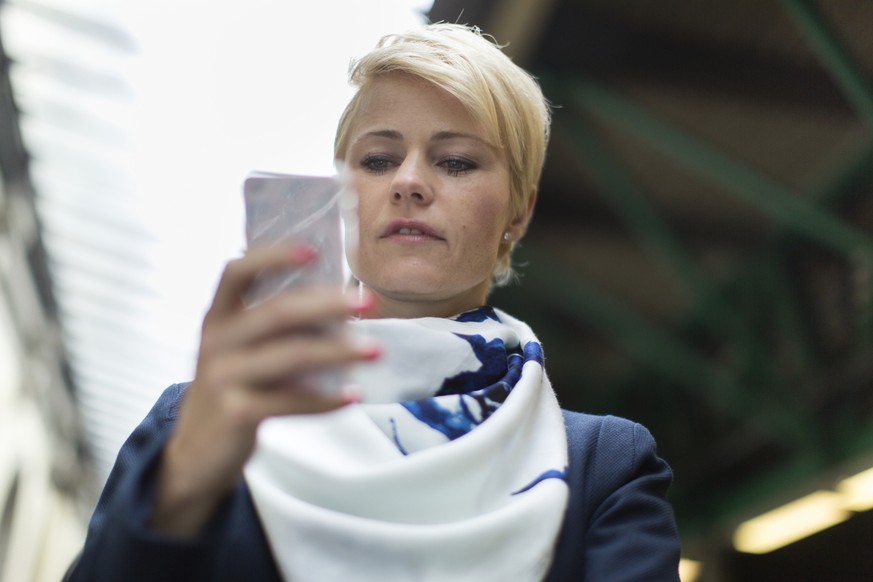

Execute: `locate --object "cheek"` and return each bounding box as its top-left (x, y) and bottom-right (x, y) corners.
top-left (348, 174), bottom-right (382, 223)
top-left (467, 191), bottom-right (511, 242)
top-left (346, 176), bottom-right (375, 234)
top-left (344, 185), bottom-right (381, 274)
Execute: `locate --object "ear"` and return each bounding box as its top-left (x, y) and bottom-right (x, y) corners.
top-left (507, 188), bottom-right (538, 241)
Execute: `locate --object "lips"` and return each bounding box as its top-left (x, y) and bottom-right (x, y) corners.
top-left (381, 220), bottom-right (444, 240)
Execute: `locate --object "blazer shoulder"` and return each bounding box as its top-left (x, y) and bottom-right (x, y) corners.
top-left (561, 409), bottom-right (644, 452)
top-left (560, 409), bottom-right (666, 495)
top-left (555, 410), bottom-right (679, 581)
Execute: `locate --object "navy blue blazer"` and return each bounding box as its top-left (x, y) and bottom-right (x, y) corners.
top-left (68, 384), bottom-right (680, 581)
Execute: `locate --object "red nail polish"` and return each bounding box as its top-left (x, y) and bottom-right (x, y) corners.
top-left (341, 385), bottom-right (362, 405)
top-left (292, 245), bottom-right (317, 263)
top-left (347, 289), bottom-right (377, 313)
top-left (361, 344), bottom-right (382, 361)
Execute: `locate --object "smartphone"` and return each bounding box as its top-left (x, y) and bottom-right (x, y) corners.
top-left (243, 172), bottom-right (345, 305)
top-left (243, 172), bottom-right (348, 397)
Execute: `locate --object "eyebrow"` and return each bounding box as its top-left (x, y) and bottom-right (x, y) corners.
top-left (359, 129), bottom-right (403, 141)
top-left (432, 131), bottom-right (489, 144)
top-left (355, 129), bottom-right (494, 147)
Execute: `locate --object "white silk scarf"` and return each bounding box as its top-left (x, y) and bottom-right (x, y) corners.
top-left (244, 307), bottom-right (569, 581)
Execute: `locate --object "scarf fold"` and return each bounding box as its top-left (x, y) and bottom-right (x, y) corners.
top-left (244, 307), bottom-right (569, 582)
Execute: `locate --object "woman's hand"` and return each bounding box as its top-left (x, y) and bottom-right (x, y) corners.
top-left (151, 245), bottom-right (377, 537)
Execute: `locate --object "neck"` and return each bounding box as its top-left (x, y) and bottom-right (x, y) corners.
top-left (359, 286), bottom-right (488, 320)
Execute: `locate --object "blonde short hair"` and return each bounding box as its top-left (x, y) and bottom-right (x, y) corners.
top-left (334, 23), bottom-right (550, 286)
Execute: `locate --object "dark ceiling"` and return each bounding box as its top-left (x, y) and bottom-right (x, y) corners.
top-left (429, 0), bottom-right (873, 578)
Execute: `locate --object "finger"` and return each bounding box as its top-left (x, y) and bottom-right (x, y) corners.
top-left (255, 385), bottom-right (358, 417)
top-left (205, 288), bottom-right (368, 353)
top-left (196, 332), bottom-right (378, 394)
top-left (209, 245), bottom-right (316, 317)
top-left (234, 333), bottom-right (380, 385)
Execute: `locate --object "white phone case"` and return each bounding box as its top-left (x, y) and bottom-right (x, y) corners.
top-left (243, 172), bottom-right (345, 304)
top-left (243, 172), bottom-right (348, 397)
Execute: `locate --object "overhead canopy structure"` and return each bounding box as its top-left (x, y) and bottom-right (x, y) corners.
top-left (428, 0), bottom-right (873, 577)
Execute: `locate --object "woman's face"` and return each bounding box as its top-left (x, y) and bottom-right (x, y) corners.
top-left (342, 74), bottom-right (525, 318)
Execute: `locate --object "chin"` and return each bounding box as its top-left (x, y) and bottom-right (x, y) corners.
top-left (371, 274), bottom-right (449, 299)
top-left (352, 256), bottom-right (492, 309)
top-left (373, 272), bottom-right (492, 308)
top-left (356, 257), bottom-right (444, 293)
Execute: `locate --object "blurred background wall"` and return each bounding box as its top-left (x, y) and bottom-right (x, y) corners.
top-left (0, 56), bottom-right (87, 581)
top-left (0, 0), bottom-right (430, 579)
top-left (1, 0), bottom-right (872, 580)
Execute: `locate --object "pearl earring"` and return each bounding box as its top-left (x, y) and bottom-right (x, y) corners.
top-left (503, 232), bottom-right (512, 241)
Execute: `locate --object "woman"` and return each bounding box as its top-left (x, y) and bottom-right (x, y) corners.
top-left (67, 23), bottom-right (680, 581)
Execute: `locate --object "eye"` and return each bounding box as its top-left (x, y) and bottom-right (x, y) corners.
top-left (361, 155), bottom-right (395, 175)
top-left (439, 157), bottom-right (477, 177)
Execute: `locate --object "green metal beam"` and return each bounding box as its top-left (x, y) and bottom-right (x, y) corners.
top-left (518, 243), bottom-right (810, 446)
top-left (566, 77), bottom-right (873, 258)
top-left (762, 250), bottom-right (819, 379)
top-left (722, 137), bottom-right (873, 345)
top-left (520, 243), bottom-right (730, 391)
top-left (560, 112), bottom-right (757, 361)
top-left (809, 138), bottom-right (873, 338)
top-left (781, 0), bottom-right (873, 130)
top-left (813, 138), bottom-right (873, 206)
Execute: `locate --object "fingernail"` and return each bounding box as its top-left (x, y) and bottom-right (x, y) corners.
top-left (351, 333), bottom-right (382, 360)
top-left (361, 344), bottom-right (382, 361)
top-left (341, 384), bottom-right (362, 404)
top-left (292, 245), bottom-right (317, 263)
top-left (347, 288), bottom-right (377, 312)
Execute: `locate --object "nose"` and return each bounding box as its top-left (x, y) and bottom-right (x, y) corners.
top-left (390, 154), bottom-right (433, 205)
